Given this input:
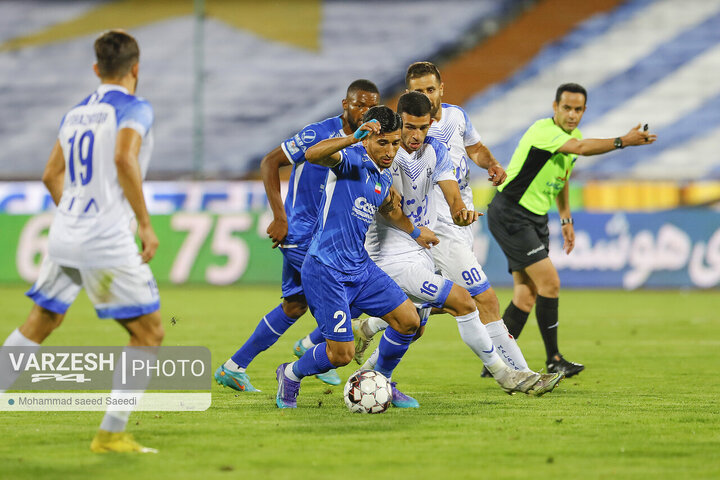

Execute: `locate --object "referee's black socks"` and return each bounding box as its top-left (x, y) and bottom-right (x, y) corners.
top-left (502, 301), bottom-right (529, 339)
top-left (535, 295), bottom-right (560, 362)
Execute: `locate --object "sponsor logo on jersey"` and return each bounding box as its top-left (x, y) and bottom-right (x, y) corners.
top-left (352, 196), bottom-right (377, 223)
top-left (301, 129), bottom-right (316, 144)
top-left (286, 139), bottom-right (300, 155)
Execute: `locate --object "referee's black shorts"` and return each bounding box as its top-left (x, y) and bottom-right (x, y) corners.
top-left (487, 191), bottom-right (550, 273)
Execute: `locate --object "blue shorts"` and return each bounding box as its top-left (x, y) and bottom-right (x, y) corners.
top-left (280, 246), bottom-right (308, 298)
top-left (301, 255), bottom-right (408, 342)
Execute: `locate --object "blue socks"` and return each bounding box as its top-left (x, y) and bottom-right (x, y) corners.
top-left (375, 327), bottom-right (415, 380)
top-left (231, 304), bottom-right (295, 368)
top-left (308, 327), bottom-right (324, 345)
top-left (292, 343), bottom-right (334, 379)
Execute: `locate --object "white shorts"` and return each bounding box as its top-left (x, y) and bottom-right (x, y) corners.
top-left (431, 222), bottom-right (491, 297)
top-left (26, 256), bottom-right (160, 319)
top-left (374, 249), bottom-right (453, 311)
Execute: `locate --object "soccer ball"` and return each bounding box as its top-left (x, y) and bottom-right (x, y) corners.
top-left (343, 369), bottom-right (392, 414)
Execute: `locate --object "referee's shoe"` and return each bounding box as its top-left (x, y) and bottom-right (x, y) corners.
top-left (546, 353), bottom-right (584, 378)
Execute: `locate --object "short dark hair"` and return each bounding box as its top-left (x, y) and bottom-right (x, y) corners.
top-left (362, 106), bottom-right (402, 133)
top-left (397, 91), bottom-right (432, 117)
top-left (94, 30), bottom-right (139, 78)
top-left (347, 79), bottom-right (379, 97)
top-left (555, 83), bottom-right (587, 104)
top-left (405, 61), bottom-right (442, 87)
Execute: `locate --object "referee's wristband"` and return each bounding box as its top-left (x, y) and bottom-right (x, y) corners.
top-left (560, 217), bottom-right (574, 226)
top-left (410, 226), bottom-right (421, 239)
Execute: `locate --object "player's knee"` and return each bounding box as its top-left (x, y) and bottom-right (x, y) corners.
top-left (150, 323), bottom-right (165, 346)
top-left (413, 325), bottom-right (425, 341)
top-left (282, 296), bottom-right (307, 319)
top-left (446, 287), bottom-right (475, 316)
top-left (539, 277), bottom-right (560, 298)
top-left (395, 308), bottom-right (420, 335)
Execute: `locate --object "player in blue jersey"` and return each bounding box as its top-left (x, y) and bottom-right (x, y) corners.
top-left (0, 31), bottom-right (162, 453)
top-left (214, 80), bottom-right (380, 391)
top-left (275, 106), bottom-right (438, 409)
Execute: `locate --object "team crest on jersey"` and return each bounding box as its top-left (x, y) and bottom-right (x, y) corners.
top-left (301, 129), bottom-right (316, 144)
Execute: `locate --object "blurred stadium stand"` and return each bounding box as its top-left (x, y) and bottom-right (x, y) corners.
top-left (2, 0), bottom-right (719, 209)
top-left (465, 0), bottom-right (720, 184)
top-left (0, 0), bottom-right (527, 179)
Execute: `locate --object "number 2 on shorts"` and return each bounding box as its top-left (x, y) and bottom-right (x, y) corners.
top-left (333, 310), bottom-right (347, 333)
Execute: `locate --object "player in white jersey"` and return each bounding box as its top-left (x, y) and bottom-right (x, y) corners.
top-left (0, 31), bottom-right (162, 453)
top-left (406, 61), bottom-right (541, 376)
top-left (360, 92), bottom-right (562, 404)
top-left (355, 64), bottom-right (558, 379)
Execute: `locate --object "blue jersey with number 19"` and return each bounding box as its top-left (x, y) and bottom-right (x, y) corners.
top-left (307, 144), bottom-right (393, 274)
top-left (280, 115), bottom-right (345, 248)
top-left (48, 84), bottom-right (154, 269)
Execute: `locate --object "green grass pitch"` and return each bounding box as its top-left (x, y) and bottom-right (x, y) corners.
top-left (0, 285), bottom-right (718, 480)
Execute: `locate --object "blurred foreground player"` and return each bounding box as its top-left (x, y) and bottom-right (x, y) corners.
top-left (487, 83), bottom-right (657, 376)
top-left (0, 30), bottom-right (163, 453)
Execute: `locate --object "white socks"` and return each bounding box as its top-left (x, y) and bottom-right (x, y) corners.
top-left (364, 317), bottom-right (388, 337)
top-left (284, 363), bottom-right (300, 381)
top-left (300, 335), bottom-right (315, 350)
top-left (455, 311), bottom-right (503, 367)
top-left (0, 329), bottom-right (40, 394)
top-left (485, 319), bottom-right (530, 371)
top-left (223, 359), bottom-right (246, 373)
top-left (100, 347), bottom-right (157, 433)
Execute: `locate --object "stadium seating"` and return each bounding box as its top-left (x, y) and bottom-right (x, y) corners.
top-left (464, 0), bottom-right (720, 183)
top-left (0, 0), bottom-right (517, 179)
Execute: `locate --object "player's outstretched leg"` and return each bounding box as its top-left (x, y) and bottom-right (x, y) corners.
top-left (293, 327), bottom-right (341, 386)
top-left (215, 303), bottom-right (298, 392)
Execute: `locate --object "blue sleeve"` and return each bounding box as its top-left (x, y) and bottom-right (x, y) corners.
top-left (117, 99), bottom-right (154, 137)
top-left (331, 147), bottom-right (355, 178)
top-left (281, 122), bottom-right (331, 164)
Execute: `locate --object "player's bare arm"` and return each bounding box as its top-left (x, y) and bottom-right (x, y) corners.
top-left (261, 146), bottom-right (293, 248)
top-left (437, 179), bottom-right (480, 227)
top-left (558, 124), bottom-right (657, 156)
top-left (306, 120), bottom-right (380, 167)
top-left (115, 127), bottom-right (158, 263)
top-left (379, 187), bottom-right (439, 249)
top-left (465, 141), bottom-right (507, 186)
top-left (556, 181), bottom-right (575, 254)
top-left (42, 140), bottom-right (65, 205)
